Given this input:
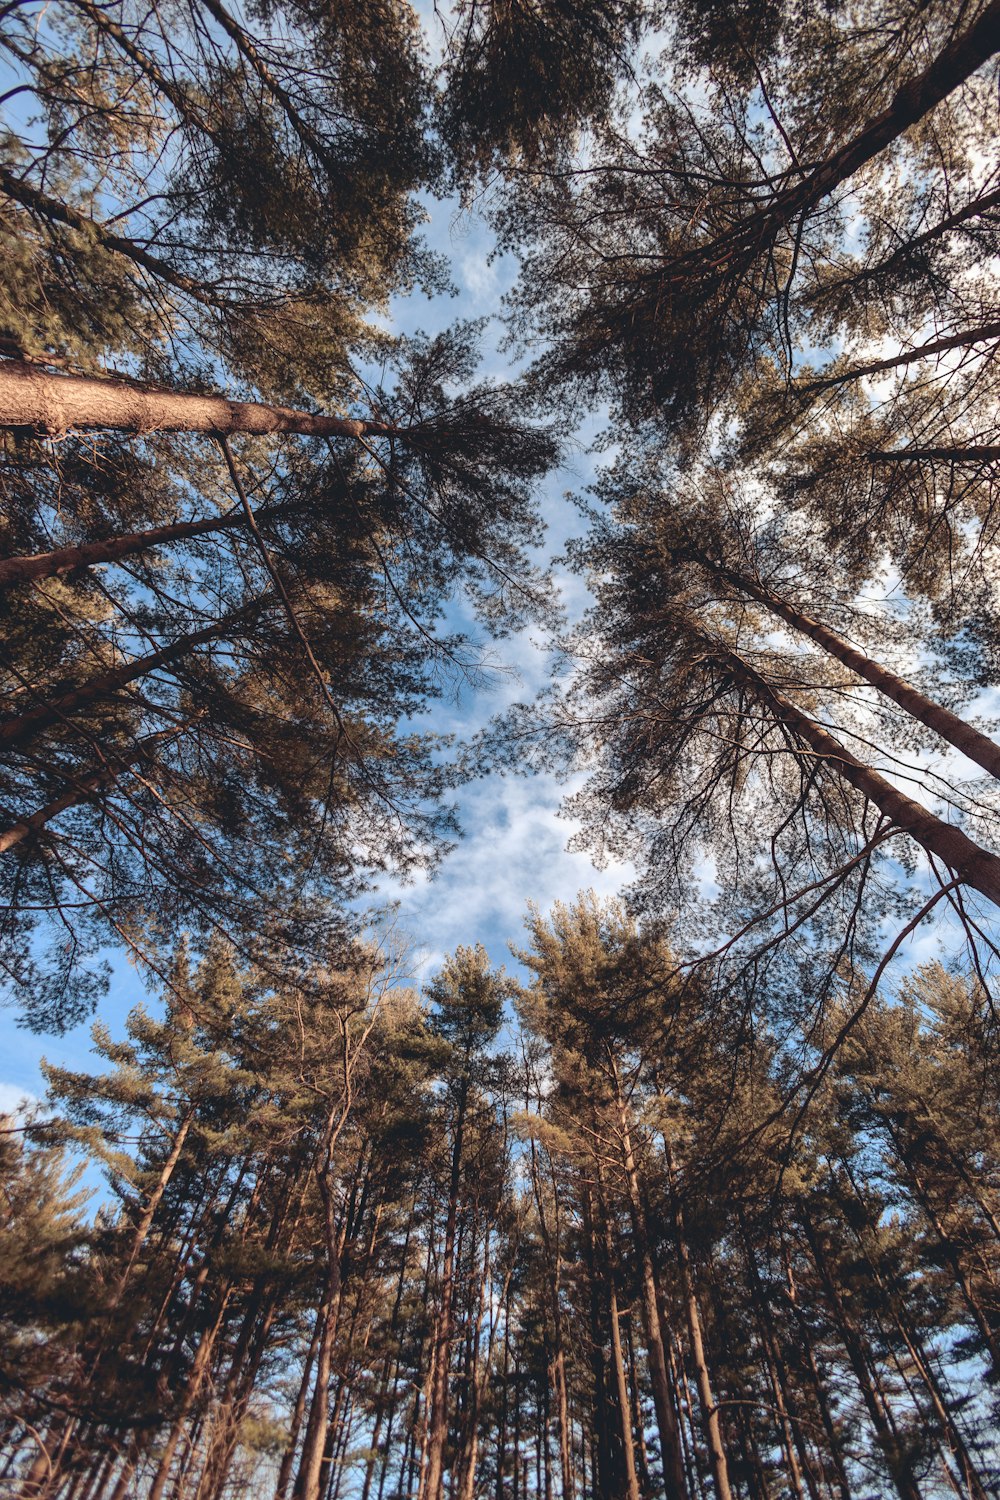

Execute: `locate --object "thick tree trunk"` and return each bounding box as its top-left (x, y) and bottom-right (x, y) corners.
top-left (697, 557), bottom-right (1000, 783)
top-left (725, 648), bottom-right (1000, 908)
top-left (0, 360), bottom-right (396, 440)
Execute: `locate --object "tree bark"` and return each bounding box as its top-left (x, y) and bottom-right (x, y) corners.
top-left (0, 500), bottom-right (296, 593)
top-left (798, 321), bottom-right (1000, 395)
top-left (800, 1209), bottom-right (923, 1500)
top-left (609, 1073), bottom-right (690, 1500)
top-left (662, 1135), bottom-right (731, 1500)
top-left (0, 360), bottom-right (397, 440)
top-left (0, 723), bottom-right (192, 853)
top-left (0, 603), bottom-right (263, 753)
top-left (723, 647), bottom-right (1000, 908)
top-left (595, 1159), bottom-right (641, 1500)
top-left (664, 1), bottom-right (1000, 280)
top-left (694, 554), bottom-right (1000, 782)
top-left (423, 1078), bottom-right (468, 1500)
top-left (867, 446), bottom-right (1000, 464)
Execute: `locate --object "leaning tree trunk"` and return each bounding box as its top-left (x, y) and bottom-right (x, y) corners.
top-left (663, 0), bottom-right (1000, 282)
top-left (0, 360), bottom-right (397, 440)
top-left (0, 497), bottom-right (295, 593)
top-left (695, 554), bottom-right (1000, 783)
top-left (724, 647), bottom-right (1000, 908)
top-left (0, 604), bottom-right (263, 753)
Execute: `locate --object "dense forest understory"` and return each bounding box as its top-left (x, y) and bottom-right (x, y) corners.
top-left (1, 0), bottom-right (1000, 1496)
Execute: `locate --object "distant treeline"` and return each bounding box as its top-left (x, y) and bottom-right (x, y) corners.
top-left (2, 901), bottom-right (999, 1499)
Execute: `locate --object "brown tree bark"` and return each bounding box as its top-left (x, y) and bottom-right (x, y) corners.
top-left (0, 168), bottom-right (222, 307)
top-left (0, 601), bottom-right (264, 753)
top-left (662, 1134), bottom-right (732, 1500)
top-left (0, 499), bottom-right (294, 593)
top-left (594, 1159), bottom-right (641, 1500)
top-left (609, 1069), bottom-right (690, 1500)
top-left (723, 647), bottom-right (1000, 908)
top-left (662, 1), bottom-right (1000, 283)
top-left (0, 360), bottom-right (397, 440)
top-left (800, 1209), bottom-right (924, 1500)
top-left (422, 1078), bottom-right (469, 1500)
top-left (0, 723), bottom-right (192, 853)
top-left (694, 555), bottom-right (1000, 783)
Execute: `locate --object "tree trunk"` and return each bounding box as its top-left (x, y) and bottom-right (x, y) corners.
top-left (724, 647), bottom-right (1000, 908)
top-left (800, 1209), bottom-right (923, 1500)
top-left (799, 321), bottom-right (1000, 395)
top-left (696, 556), bottom-right (1000, 783)
top-left (423, 1079), bottom-right (468, 1500)
top-left (610, 1076), bottom-right (689, 1500)
top-left (867, 446), bottom-right (1000, 464)
top-left (595, 1161), bottom-right (641, 1500)
top-left (666, 1), bottom-right (1000, 280)
top-left (0, 608), bottom-right (260, 753)
top-left (662, 1133), bottom-right (730, 1500)
top-left (0, 498), bottom-right (297, 593)
top-left (0, 360), bottom-right (396, 440)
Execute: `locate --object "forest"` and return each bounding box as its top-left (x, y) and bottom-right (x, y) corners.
top-left (1, 0), bottom-right (999, 1497)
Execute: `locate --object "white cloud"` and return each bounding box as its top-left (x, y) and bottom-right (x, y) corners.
top-left (0, 1081), bottom-right (39, 1118)
top-left (378, 767), bottom-right (633, 981)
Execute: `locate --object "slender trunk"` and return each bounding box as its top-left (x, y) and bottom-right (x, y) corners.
top-left (0, 724), bottom-right (192, 853)
top-left (0, 360), bottom-right (397, 440)
top-left (667, 1335), bottom-right (703, 1500)
top-left (611, 1080), bottom-right (688, 1500)
top-left (661, 1133), bottom-right (729, 1500)
top-left (738, 1218), bottom-right (810, 1500)
top-left (779, 1245), bottom-right (853, 1500)
top-left (0, 167), bottom-right (223, 307)
top-left (724, 647), bottom-right (1000, 907)
top-left (423, 1080), bottom-right (468, 1500)
top-left (800, 1210), bottom-right (923, 1500)
top-left (813, 185), bottom-right (1000, 307)
top-left (0, 609), bottom-right (260, 753)
top-left (0, 498), bottom-right (299, 593)
top-left (867, 446), bottom-right (1000, 464)
top-left (799, 321), bottom-right (1000, 395)
top-left (836, 1160), bottom-right (989, 1500)
top-left (879, 1115), bottom-right (1000, 1370)
top-left (596, 1162), bottom-right (641, 1500)
top-left (145, 1288), bottom-right (234, 1500)
top-left (696, 556), bottom-right (1000, 783)
top-left (276, 1316), bottom-right (324, 1500)
top-left (580, 1181), bottom-right (612, 1500)
top-left (457, 1232), bottom-right (491, 1500)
